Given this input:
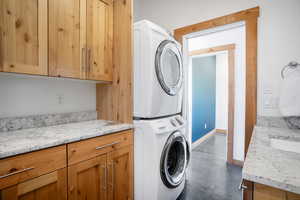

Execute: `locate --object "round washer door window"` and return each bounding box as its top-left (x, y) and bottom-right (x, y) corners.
top-left (155, 40), bottom-right (183, 96)
top-left (160, 131), bottom-right (187, 188)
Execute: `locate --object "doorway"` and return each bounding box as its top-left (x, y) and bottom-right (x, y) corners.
top-left (175, 7), bottom-right (259, 200)
top-left (189, 44), bottom-right (235, 164)
top-left (182, 21), bottom-right (246, 164)
top-left (175, 7), bottom-right (258, 160)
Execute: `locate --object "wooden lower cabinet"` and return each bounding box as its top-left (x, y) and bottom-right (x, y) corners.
top-left (68, 145), bottom-right (133, 200)
top-left (68, 154), bottom-right (107, 200)
top-left (254, 183), bottom-right (300, 200)
top-left (0, 130), bottom-right (133, 200)
top-left (0, 168), bottom-right (67, 200)
top-left (107, 146), bottom-right (133, 200)
top-left (243, 180), bottom-right (254, 200)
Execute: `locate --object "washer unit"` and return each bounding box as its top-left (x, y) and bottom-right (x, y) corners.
top-left (134, 20), bottom-right (184, 118)
top-left (134, 115), bottom-right (190, 200)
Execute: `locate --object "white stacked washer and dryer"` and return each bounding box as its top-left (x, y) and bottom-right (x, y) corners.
top-left (134, 20), bottom-right (190, 200)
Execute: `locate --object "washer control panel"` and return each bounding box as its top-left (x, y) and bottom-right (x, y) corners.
top-left (170, 119), bottom-right (177, 127)
top-left (151, 115), bottom-right (186, 133)
top-left (169, 115), bottom-right (185, 128)
top-left (175, 116), bottom-right (183, 125)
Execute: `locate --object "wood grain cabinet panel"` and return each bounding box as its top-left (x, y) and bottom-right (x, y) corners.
top-left (287, 192), bottom-right (300, 200)
top-left (0, 131), bottom-right (133, 200)
top-left (68, 155), bottom-right (107, 200)
top-left (0, 145), bottom-right (66, 190)
top-left (254, 183), bottom-right (300, 200)
top-left (0, 168), bottom-right (67, 200)
top-left (0, 0), bottom-right (114, 80)
top-left (49, 0), bottom-right (113, 81)
top-left (86, 0), bottom-right (113, 81)
top-left (107, 146), bottom-right (133, 200)
top-left (254, 183), bottom-right (286, 200)
top-left (68, 130), bottom-right (133, 165)
top-left (0, 0), bottom-right (48, 75)
top-left (68, 131), bottom-right (133, 200)
top-left (48, 0), bottom-right (82, 79)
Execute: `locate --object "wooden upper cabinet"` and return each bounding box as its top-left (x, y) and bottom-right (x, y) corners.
top-left (68, 155), bottom-right (107, 200)
top-left (48, 0), bottom-right (83, 79)
top-left (107, 146), bottom-right (133, 200)
top-left (0, 168), bottom-right (67, 200)
top-left (0, 0), bottom-right (48, 75)
top-left (49, 0), bottom-right (113, 81)
top-left (0, 0), bottom-right (114, 80)
top-left (86, 0), bottom-right (113, 82)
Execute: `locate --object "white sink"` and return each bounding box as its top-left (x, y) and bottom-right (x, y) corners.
top-left (270, 136), bottom-right (300, 154)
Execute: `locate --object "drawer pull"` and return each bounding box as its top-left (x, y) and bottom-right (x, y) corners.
top-left (0, 167), bottom-right (34, 179)
top-left (95, 141), bottom-right (120, 150)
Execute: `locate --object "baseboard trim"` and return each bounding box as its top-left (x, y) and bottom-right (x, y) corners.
top-left (215, 129), bottom-right (227, 134)
top-left (231, 159), bottom-right (244, 167)
top-left (192, 129), bottom-right (216, 149)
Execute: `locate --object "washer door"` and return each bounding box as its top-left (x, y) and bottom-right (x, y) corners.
top-left (155, 40), bottom-right (183, 96)
top-left (160, 131), bottom-right (187, 188)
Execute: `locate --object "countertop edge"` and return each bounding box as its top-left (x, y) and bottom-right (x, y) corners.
top-left (0, 125), bottom-right (133, 160)
top-left (242, 126), bottom-right (300, 195)
top-left (243, 172), bottom-right (300, 195)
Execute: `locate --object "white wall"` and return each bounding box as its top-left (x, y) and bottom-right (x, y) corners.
top-left (216, 53), bottom-right (228, 130)
top-left (188, 25), bottom-right (246, 161)
top-left (133, 0), bottom-right (141, 23)
top-left (0, 73), bottom-right (96, 118)
top-left (134, 0), bottom-right (300, 117)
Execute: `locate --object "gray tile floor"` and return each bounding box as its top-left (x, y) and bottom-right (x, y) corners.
top-left (178, 134), bottom-right (242, 200)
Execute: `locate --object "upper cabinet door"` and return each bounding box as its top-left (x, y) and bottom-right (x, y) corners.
top-left (86, 0), bottom-right (113, 82)
top-left (49, 0), bottom-right (84, 79)
top-left (0, 0), bottom-right (48, 75)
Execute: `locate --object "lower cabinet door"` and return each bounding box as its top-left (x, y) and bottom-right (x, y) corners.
top-left (0, 168), bottom-right (67, 200)
top-left (254, 183), bottom-right (300, 200)
top-left (287, 192), bottom-right (300, 200)
top-left (68, 154), bottom-right (107, 200)
top-left (107, 146), bottom-right (133, 200)
top-left (243, 180), bottom-right (254, 200)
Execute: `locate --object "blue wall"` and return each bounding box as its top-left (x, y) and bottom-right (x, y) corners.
top-left (192, 56), bottom-right (216, 142)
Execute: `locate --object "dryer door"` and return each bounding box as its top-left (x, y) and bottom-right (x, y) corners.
top-left (155, 40), bottom-right (183, 96)
top-left (160, 131), bottom-right (187, 188)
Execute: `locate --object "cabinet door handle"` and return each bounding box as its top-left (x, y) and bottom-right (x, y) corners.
top-left (81, 47), bottom-right (86, 73)
top-left (87, 48), bottom-right (91, 73)
top-left (0, 167), bottom-right (34, 179)
top-left (109, 161), bottom-right (114, 196)
top-left (102, 164), bottom-right (107, 191)
top-left (95, 141), bottom-right (120, 150)
top-left (239, 179), bottom-right (248, 191)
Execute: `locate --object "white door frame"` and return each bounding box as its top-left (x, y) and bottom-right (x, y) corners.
top-left (181, 21), bottom-right (245, 150)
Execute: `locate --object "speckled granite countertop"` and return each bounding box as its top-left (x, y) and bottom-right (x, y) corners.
top-left (242, 126), bottom-right (300, 194)
top-left (0, 120), bottom-right (133, 159)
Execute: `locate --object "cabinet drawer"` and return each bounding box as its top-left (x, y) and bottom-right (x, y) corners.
top-left (0, 145), bottom-right (66, 190)
top-left (68, 130), bottom-right (133, 165)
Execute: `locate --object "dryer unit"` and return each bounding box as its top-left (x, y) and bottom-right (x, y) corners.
top-left (134, 20), bottom-right (184, 119)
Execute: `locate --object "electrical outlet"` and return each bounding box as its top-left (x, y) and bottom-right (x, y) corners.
top-left (263, 89), bottom-right (278, 109)
top-left (57, 94), bottom-right (64, 105)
